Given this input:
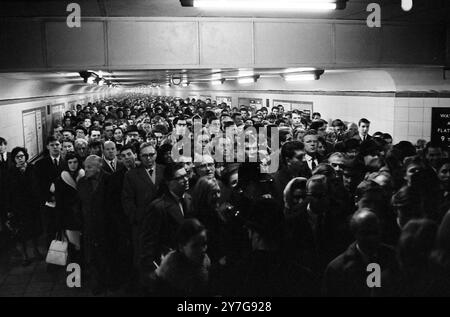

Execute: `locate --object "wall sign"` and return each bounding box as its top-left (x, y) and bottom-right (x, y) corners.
top-left (431, 107), bottom-right (450, 149)
top-left (216, 96), bottom-right (232, 106)
top-left (273, 100), bottom-right (313, 119)
top-left (22, 107), bottom-right (47, 160)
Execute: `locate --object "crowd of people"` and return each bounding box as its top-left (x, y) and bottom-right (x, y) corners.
top-left (1, 93), bottom-right (450, 297)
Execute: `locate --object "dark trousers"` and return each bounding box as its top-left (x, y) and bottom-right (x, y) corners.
top-left (41, 205), bottom-right (58, 249)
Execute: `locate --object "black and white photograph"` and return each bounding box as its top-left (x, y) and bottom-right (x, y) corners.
top-left (0, 0), bottom-right (450, 301)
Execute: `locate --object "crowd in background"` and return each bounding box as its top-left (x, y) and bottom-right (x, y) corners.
top-left (1, 93), bottom-right (450, 297)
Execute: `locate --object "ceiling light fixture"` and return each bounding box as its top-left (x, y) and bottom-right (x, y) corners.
top-left (238, 75), bottom-right (260, 84)
top-left (282, 70), bottom-right (325, 81)
top-left (180, 0), bottom-right (347, 10)
top-left (211, 79), bottom-right (226, 86)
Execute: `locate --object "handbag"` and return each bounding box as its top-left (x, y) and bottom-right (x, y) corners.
top-left (45, 232), bottom-right (68, 266)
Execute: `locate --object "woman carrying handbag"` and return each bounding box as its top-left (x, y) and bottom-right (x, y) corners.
top-left (54, 152), bottom-right (85, 264)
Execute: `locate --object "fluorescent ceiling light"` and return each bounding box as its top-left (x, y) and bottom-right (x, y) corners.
top-left (284, 74), bottom-right (317, 81)
top-left (211, 79), bottom-right (225, 85)
top-left (238, 76), bottom-right (259, 84)
top-left (192, 0), bottom-right (337, 11)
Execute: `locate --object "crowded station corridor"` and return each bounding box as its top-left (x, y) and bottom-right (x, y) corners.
top-left (1, 0), bottom-right (450, 298)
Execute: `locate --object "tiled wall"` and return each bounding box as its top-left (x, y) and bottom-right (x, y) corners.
top-left (172, 90), bottom-right (396, 138)
top-left (0, 92), bottom-right (114, 152)
top-left (394, 97), bottom-right (450, 144)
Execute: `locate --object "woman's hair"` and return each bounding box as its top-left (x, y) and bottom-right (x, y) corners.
top-left (312, 163), bottom-right (336, 180)
top-left (176, 219), bottom-right (206, 249)
top-left (192, 176), bottom-right (219, 215)
top-left (62, 152), bottom-right (82, 174)
top-left (398, 218), bottom-right (438, 270)
top-left (11, 147), bottom-right (29, 162)
top-left (283, 177), bottom-right (307, 210)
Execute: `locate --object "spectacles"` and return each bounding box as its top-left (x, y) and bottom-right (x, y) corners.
top-left (141, 153), bottom-right (156, 159)
top-left (15, 154), bottom-right (25, 159)
top-left (330, 163), bottom-right (345, 168)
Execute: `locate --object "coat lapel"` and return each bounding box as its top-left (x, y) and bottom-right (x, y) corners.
top-left (138, 166), bottom-right (155, 189)
top-left (165, 193), bottom-right (184, 224)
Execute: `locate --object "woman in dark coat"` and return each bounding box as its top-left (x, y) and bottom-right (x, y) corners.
top-left (55, 152), bottom-right (84, 262)
top-left (5, 147), bottom-right (42, 266)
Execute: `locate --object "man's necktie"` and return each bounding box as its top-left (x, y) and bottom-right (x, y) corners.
top-left (54, 158), bottom-right (58, 167)
top-left (0, 155), bottom-right (4, 163)
top-left (110, 160), bottom-right (115, 172)
top-left (311, 158), bottom-right (317, 170)
top-left (148, 168), bottom-right (154, 183)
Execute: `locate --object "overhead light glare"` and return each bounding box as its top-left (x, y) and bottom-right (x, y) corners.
top-left (238, 75), bottom-right (260, 84)
top-left (186, 0), bottom-right (341, 11)
top-left (211, 79), bottom-right (225, 86)
top-left (282, 70), bottom-right (324, 81)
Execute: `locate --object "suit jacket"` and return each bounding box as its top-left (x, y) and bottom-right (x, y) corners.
top-left (140, 192), bottom-right (192, 271)
top-left (122, 164), bottom-right (165, 225)
top-left (33, 156), bottom-right (65, 206)
top-left (323, 242), bottom-right (396, 297)
top-left (283, 199), bottom-right (347, 273)
top-left (77, 171), bottom-right (112, 263)
top-left (102, 158), bottom-right (124, 175)
top-left (353, 134), bottom-right (372, 144)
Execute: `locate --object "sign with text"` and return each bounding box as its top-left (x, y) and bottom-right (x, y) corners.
top-left (431, 108), bottom-right (450, 149)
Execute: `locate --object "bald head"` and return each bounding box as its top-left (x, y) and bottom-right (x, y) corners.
top-left (84, 155), bottom-right (102, 178)
top-left (350, 208), bottom-right (381, 253)
top-left (103, 141), bottom-right (117, 161)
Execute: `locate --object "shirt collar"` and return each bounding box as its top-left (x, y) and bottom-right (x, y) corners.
top-left (51, 155), bottom-right (61, 162)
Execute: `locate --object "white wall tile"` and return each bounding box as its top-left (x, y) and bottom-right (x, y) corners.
top-left (408, 98), bottom-right (424, 108)
top-left (408, 107), bottom-right (424, 122)
top-left (408, 135), bottom-right (422, 143)
top-left (438, 98), bottom-right (450, 107)
top-left (408, 121), bottom-right (423, 136)
top-left (395, 98), bottom-right (409, 108)
top-left (394, 107), bottom-right (408, 121)
top-left (423, 108), bottom-right (432, 123)
top-left (395, 135), bottom-right (408, 143)
top-left (394, 121), bottom-right (409, 137)
top-left (424, 98), bottom-right (438, 108)
top-left (422, 122), bottom-right (432, 137)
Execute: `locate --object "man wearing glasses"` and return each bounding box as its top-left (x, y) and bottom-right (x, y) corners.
top-left (122, 142), bottom-right (164, 280)
top-left (140, 163), bottom-right (192, 284)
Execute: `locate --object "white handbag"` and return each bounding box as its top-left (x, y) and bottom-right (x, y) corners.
top-left (45, 232), bottom-right (69, 266)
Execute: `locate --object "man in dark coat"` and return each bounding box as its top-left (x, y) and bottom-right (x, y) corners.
top-left (122, 142), bottom-right (164, 269)
top-left (33, 136), bottom-right (65, 250)
top-left (0, 137), bottom-right (12, 233)
top-left (271, 141), bottom-right (308, 207)
top-left (284, 174), bottom-right (347, 274)
top-left (229, 198), bottom-right (316, 297)
top-left (107, 144), bottom-right (136, 289)
top-left (77, 155), bottom-right (113, 295)
top-left (102, 141), bottom-right (124, 174)
top-left (140, 162), bottom-right (192, 282)
top-left (322, 208), bottom-right (396, 297)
